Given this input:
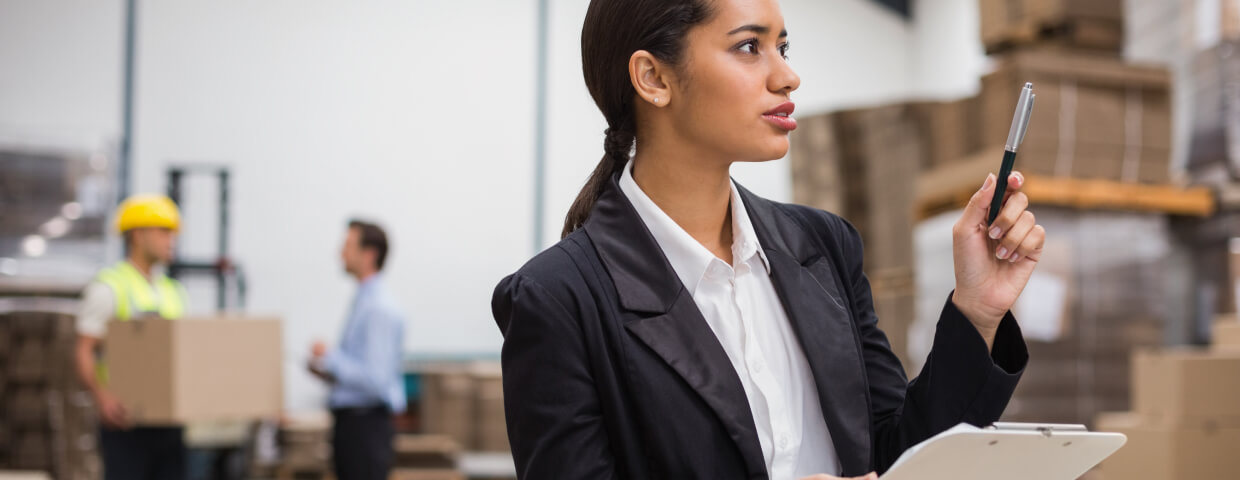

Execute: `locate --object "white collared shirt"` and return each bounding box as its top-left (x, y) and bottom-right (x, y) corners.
top-left (619, 160), bottom-right (842, 478)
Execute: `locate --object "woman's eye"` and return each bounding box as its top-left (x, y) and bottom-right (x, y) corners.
top-left (779, 43), bottom-right (790, 59)
top-left (737, 40), bottom-right (758, 54)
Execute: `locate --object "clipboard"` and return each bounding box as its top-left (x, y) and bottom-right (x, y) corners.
top-left (880, 422), bottom-right (1127, 480)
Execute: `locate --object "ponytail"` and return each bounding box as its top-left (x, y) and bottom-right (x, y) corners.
top-left (568, 0), bottom-right (712, 238)
top-left (561, 125), bottom-right (634, 238)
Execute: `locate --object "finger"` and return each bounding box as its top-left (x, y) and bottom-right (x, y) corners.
top-left (987, 191), bottom-right (1029, 241)
top-left (1002, 171), bottom-right (1025, 203)
top-left (957, 173), bottom-right (998, 230)
top-left (852, 474), bottom-right (879, 480)
top-left (998, 211), bottom-right (1036, 261)
top-left (1013, 224), bottom-right (1047, 263)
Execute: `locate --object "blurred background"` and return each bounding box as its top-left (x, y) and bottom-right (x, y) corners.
top-left (1, 0), bottom-right (1237, 479)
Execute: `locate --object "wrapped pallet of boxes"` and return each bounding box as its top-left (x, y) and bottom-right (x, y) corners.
top-left (979, 50), bottom-right (1173, 184)
top-left (104, 317), bottom-right (283, 424)
top-left (909, 208), bottom-right (1185, 425)
top-left (790, 106), bottom-right (923, 370)
top-left (1187, 40), bottom-right (1240, 181)
top-left (1096, 348), bottom-right (1240, 479)
top-left (979, 0), bottom-right (1124, 54)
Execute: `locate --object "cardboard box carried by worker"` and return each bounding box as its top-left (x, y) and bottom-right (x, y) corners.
top-left (105, 316), bottom-right (283, 424)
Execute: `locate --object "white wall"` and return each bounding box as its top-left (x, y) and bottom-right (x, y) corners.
top-left (0, 0), bottom-right (123, 146)
top-left (1, 0), bottom-right (984, 412)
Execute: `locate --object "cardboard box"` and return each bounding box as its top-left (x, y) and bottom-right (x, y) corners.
top-left (0, 472), bottom-right (53, 480)
top-left (979, 0), bottom-right (1124, 54)
top-left (420, 368), bottom-right (479, 449)
top-left (105, 317), bottom-right (283, 424)
top-left (1132, 349), bottom-right (1240, 423)
top-left (1096, 412), bottom-right (1240, 480)
top-left (474, 371), bottom-right (509, 452)
top-left (394, 435), bottom-right (460, 469)
top-left (7, 386), bottom-right (49, 427)
top-left (388, 470), bottom-right (466, 480)
top-left (908, 98), bottom-right (983, 169)
top-left (791, 105), bottom-right (922, 272)
top-left (9, 431), bottom-right (50, 470)
top-left (1215, 318), bottom-right (1240, 350)
top-left (979, 50), bottom-right (1173, 184)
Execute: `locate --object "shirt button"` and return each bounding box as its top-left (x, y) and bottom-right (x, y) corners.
top-left (779, 435), bottom-right (789, 449)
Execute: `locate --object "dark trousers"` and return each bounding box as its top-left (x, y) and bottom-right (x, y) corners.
top-left (100, 426), bottom-right (186, 480)
top-left (331, 406), bottom-right (394, 480)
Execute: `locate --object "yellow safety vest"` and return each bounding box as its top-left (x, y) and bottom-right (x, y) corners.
top-left (96, 261), bottom-right (186, 321)
top-left (94, 261), bottom-right (187, 384)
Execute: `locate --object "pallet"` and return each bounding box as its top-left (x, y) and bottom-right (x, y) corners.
top-left (915, 153), bottom-right (1216, 220)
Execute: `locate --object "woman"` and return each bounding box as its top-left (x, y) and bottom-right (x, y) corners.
top-left (492, 0), bottom-right (1042, 478)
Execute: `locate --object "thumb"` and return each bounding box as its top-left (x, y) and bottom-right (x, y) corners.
top-left (958, 173), bottom-right (997, 228)
top-left (849, 474), bottom-right (878, 480)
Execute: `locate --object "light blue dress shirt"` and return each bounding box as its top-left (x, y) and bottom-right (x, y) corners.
top-left (324, 274), bottom-right (407, 413)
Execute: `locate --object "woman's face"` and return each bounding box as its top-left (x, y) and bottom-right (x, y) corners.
top-left (671, 0), bottom-right (800, 163)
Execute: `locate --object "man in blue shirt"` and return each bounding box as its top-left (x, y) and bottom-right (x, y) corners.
top-left (310, 219), bottom-right (407, 480)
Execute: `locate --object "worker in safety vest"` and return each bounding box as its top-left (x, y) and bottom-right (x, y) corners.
top-left (73, 194), bottom-right (189, 480)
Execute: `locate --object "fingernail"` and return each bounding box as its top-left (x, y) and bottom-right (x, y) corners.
top-left (989, 226), bottom-right (1002, 239)
top-left (982, 173), bottom-right (995, 190)
top-left (1014, 171), bottom-right (1024, 185)
top-left (1009, 253), bottom-right (1020, 263)
top-left (996, 246), bottom-right (1008, 259)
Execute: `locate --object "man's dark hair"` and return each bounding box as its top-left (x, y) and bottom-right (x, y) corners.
top-left (348, 219), bottom-right (389, 271)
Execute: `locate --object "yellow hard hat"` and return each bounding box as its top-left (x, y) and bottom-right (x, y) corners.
top-left (115, 194), bottom-right (181, 233)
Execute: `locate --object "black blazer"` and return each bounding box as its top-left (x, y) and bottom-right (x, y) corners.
top-left (492, 174), bottom-right (1027, 479)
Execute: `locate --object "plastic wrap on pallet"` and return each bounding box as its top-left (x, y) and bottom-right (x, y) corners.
top-left (909, 207), bottom-right (1192, 425)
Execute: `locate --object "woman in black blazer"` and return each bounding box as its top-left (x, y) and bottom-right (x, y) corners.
top-left (492, 0), bottom-right (1043, 478)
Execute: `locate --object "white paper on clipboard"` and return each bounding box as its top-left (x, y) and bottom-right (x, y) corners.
top-left (881, 423), bottom-right (1127, 480)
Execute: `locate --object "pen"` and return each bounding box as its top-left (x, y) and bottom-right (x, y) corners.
top-left (988, 82), bottom-right (1036, 225)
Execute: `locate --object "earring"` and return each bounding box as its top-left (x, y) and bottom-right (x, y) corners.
top-left (653, 97), bottom-right (660, 105)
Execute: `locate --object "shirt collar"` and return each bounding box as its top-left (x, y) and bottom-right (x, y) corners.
top-left (358, 273), bottom-right (383, 294)
top-left (617, 160), bottom-right (770, 296)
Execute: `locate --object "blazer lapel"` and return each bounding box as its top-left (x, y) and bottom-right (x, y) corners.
top-left (740, 186), bottom-right (873, 476)
top-left (583, 175), bottom-right (768, 477)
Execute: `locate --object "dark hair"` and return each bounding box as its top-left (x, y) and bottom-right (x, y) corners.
top-left (561, 0), bottom-right (714, 238)
top-left (348, 219), bottom-right (389, 271)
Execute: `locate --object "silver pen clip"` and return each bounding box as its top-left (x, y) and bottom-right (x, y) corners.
top-left (1005, 82), bottom-right (1035, 152)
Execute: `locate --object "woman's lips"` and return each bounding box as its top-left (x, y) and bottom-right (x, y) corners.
top-left (763, 102), bottom-right (797, 131)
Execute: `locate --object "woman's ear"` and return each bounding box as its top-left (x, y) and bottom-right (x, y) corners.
top-left (629, 50), bottom-right (672, 108)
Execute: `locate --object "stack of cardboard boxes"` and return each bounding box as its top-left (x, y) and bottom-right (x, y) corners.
top-left (418, 362), bottom-right (509, 454)
top-left (0, 311), bottom-right (101, 480)
top-left (790, 1), bottom-right (1178, 373)
top-left (1095, 319), bottom-right (1240, 479)
top-left (277, 415), bottom-right (332, 478)
top-left (790, 106), bottom-right (923, 370)
top-left (980, 0), bottom-right (1124, 54)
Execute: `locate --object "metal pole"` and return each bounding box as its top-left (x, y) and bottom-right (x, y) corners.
top-left (118, 0), bottom-right (138, 201)
top-left (218, 169), bottom-right (229, 310)
top-left (532, 0), bottom-right (550, 253)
